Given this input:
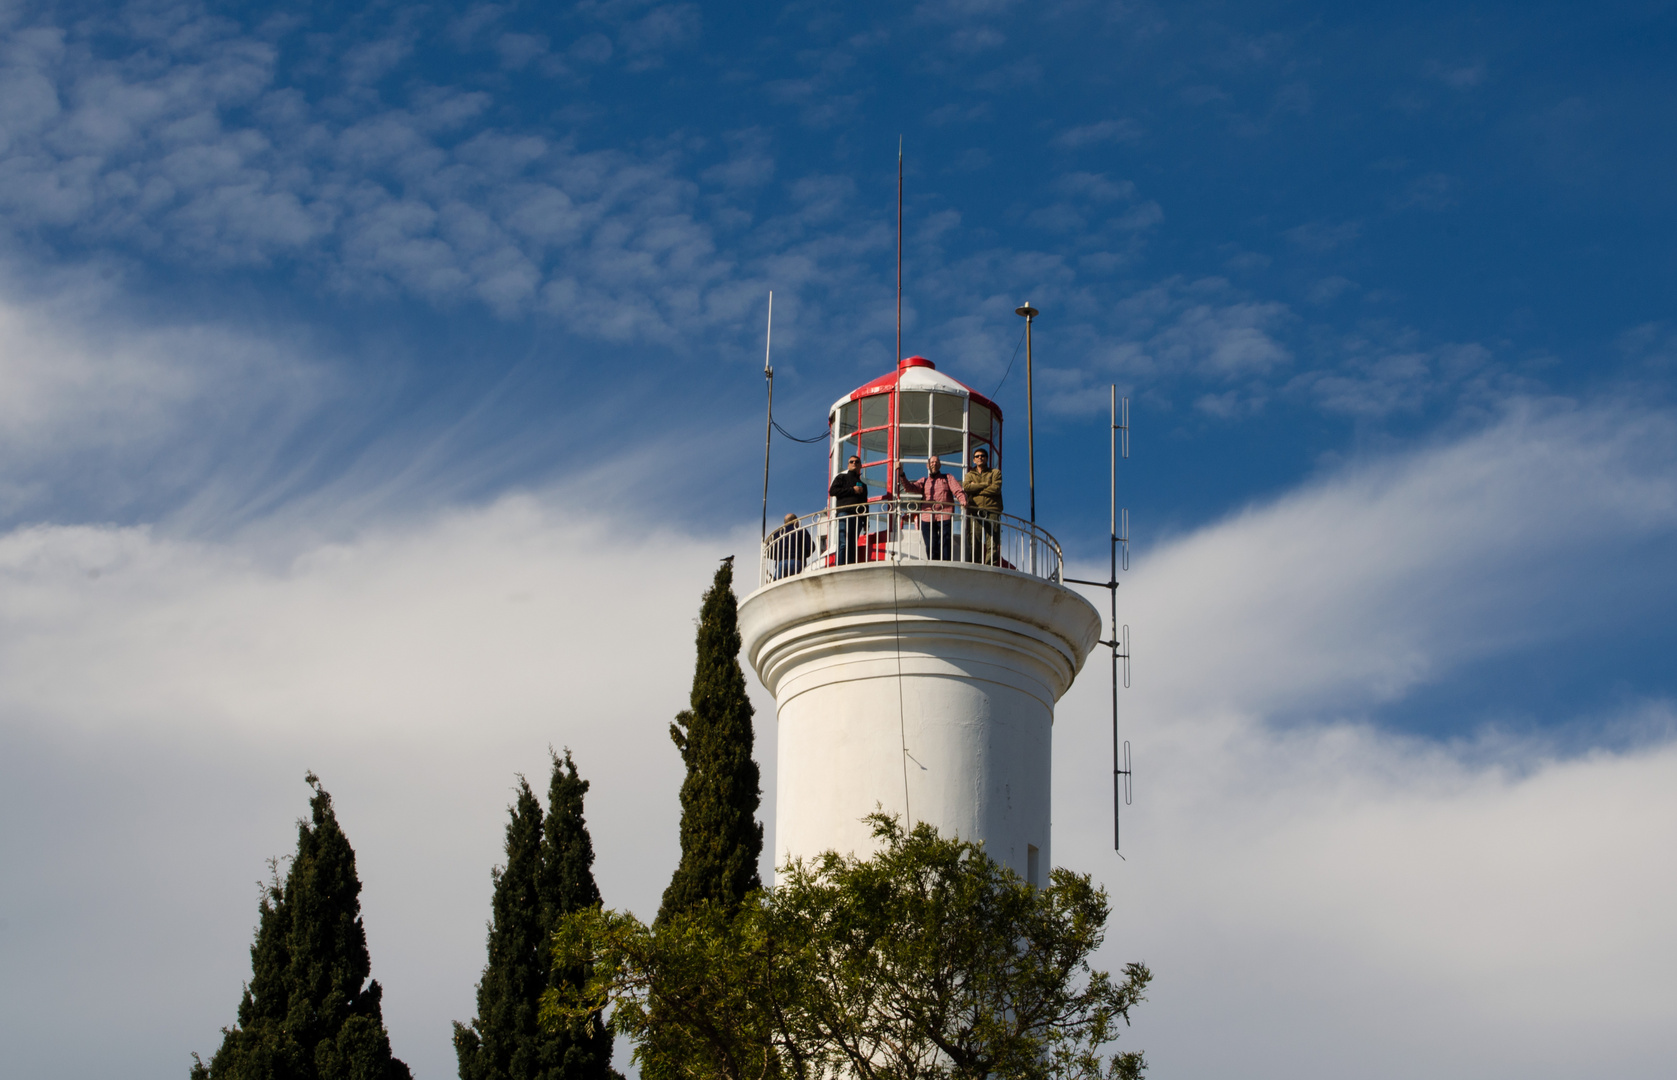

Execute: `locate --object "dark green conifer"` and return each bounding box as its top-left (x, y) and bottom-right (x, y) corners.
top-left (454, 751), bottom-right (615, 1080)
top-left (192, 774), bottom-right (410, 1080)
top-left (658, 558), bottom-right (764, 923)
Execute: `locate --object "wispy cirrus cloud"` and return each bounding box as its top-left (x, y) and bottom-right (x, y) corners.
top-left (0, 266), bottom-right (329, 524)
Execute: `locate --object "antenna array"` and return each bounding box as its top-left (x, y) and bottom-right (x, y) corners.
top-left (1064, 387), bottom-right (1133, 853)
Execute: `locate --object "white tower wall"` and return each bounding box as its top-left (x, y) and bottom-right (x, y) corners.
top-left (739, 562), bottom-right (1101, 882)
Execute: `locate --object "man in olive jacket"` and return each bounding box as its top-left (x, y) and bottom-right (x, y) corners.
top-left (962, 447), bottom-right (1002, 564)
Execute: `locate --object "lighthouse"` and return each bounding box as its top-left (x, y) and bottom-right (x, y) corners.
top-left (739, 355), bottom-right (1101, 884)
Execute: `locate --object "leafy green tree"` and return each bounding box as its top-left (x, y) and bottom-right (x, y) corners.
top-left (550, 816), bottom-right (1151, 1080)
top-left (659, 558), bottom-right (764, 923)
top-left (455, 751), bottom-right (616, 1080)
top-left (192, 774), bottom-right (410, 1080)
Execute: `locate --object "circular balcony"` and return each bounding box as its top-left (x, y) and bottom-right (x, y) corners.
top-left (758, 503), bottom-right (1064, 589)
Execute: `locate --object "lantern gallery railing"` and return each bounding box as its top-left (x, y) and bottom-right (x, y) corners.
top-left (759, 504), bottom-right (1064, 587)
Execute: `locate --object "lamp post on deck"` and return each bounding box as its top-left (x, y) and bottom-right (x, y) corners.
top-left (1015, 301), bottom-right (1039, 527)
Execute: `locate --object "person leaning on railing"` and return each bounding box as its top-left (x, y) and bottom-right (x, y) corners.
top-left (828, 454), bottom-right (869, 565)
top-left (769, 512), bottom-right (815, 579)
top-left (963, 447), bottom-right (1003, 565)
top-left (895, 455), bottom-right (967, 561)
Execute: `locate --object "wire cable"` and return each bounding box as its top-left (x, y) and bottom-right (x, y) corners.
top-left (891, 520), bottom-right (912, 827)
top-left (991, 325), bottom-right (1028, 398)
top-left (772, 419), bottom-right (827, 443)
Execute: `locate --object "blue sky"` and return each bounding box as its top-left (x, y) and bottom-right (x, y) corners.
top-left (2, 2), bottom-right (1676, 1078)
top-left (6, 0), bottom-right (1676, 721)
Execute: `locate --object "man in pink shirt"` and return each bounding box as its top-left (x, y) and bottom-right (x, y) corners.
top-left (896, 455), bottom-right (968, 561)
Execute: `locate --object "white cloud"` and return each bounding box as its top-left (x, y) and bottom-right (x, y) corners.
top-left (617, 4), bottom-right (702, 70)
top-left (701, 128), bottom-right (775, 189)
top-left (0, 6), bottom-right (930, 364)
top-left (1051, 704), bottom-right (1677, 1079)
top-left (1293, 338), bottom-right (1513, 418)
top-left (1121, 400), bottom-right (1677, 719)
top-left (1304, 273), bottom-right (1356, 304)
top-left (0, 2), bottom-right (1520, 426)
top-left (494, 32), bottom-right (551, 71)
top-left (1148, 299), bottom-right (1292, 380)
top-left (1110, 200), bottom-right (1163, 230)
top-left (1046, 399), bottom-right (1677, 1077)
top-left (0, 270), bottom-right (328, 520)
top-left (1053, 171), bottom-right (1137, 202)
top-left (1053, 118), bottom-right (1145, 148)
top-left (0, 5), bottom-right (752, 338)
top-left (3, 387), bottom-right (1675, 1079)
top-left (1424, 59), bottom-right (1487, 89)
top-left (1284, 218), bottom-right (1363, 252)
top-left (0, 495), bottom-right (762, 1079)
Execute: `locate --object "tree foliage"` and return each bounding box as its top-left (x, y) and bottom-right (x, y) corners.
top-left (455, 750), bottom-right (617, 1080)
top-left (659, 558), bottom-right (764, 923)
top-left (192, 774), bottom-right (410, 1080)
top-left (549, 816), bottom-right (1151, 1080)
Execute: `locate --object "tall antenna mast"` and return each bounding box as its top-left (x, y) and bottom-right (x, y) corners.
top-left (896, 137), bottom-right (903, 363)
top-left (760, 290), bottom-right (774, 541)
top-left (1064, 386), bottom-right (1132, 852)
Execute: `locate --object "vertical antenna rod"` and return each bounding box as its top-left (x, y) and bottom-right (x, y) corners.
top-left (1014, 301), bottom-right (1040, 525)
top-left (760, 290), bottom-right (774, 542)
top-left (896, 137), bottom-right (903, 364)
top-left (1064, 387), bottom-right (1133, 853)
top-left (1109, 386), bottom-right (1117, 843)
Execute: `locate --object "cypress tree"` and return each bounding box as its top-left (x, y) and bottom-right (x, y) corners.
top-left (658, 558), bottom-right (764, 923)
top-left (454, 750), bottom-right (615, 1080)
top-left (192, 774), bottom-right (410, 1080)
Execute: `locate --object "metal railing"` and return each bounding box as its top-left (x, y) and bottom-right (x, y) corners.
top-left (759, 503), bottom-right (1064, 587)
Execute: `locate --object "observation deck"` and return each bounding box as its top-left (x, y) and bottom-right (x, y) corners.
top-left (756, 504), bottom-right (1064, 589)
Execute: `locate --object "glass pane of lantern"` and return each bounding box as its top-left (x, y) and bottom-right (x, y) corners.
top-left (899, 459), bottom-right (928, 483)
top-left (932, 393), bottom-right (964, 428)
top-left (899, 391), bottom-right (930, 424)
top-left (931, 427), bottom-right (964, 458)
top-left (861, 428), bottom-right (889, 456)
top-left (839, 435), bottom-right (859, 466)
top-left (860, 394), bottom-right (888, 429)
top-left (838, 401), bottom-right (858, 436)
top-left (899, 427), bottom-right (929, 458)
top-left (861, 463), bottom-right (888, 490)
top-left (970, 404), bottom-right (992, 440)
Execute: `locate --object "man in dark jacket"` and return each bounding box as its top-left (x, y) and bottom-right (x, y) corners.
top-left (770, 512), bottom-right (816, 579)
top-left (828, 454), bottom-right (868, 565)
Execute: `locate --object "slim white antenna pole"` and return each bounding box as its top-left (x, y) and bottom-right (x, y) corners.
top-left (760, 291), bottom-right (774, 541)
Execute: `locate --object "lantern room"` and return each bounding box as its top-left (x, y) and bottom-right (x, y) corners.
top-left (828, 356), bottom-right (1002, 499)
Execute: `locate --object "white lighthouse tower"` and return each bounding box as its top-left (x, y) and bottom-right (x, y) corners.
top-left (739, 356), bottom-right (1101, 884)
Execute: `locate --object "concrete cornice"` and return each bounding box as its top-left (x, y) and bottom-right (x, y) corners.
top-left (741, 563), bottom-right (1102, 708)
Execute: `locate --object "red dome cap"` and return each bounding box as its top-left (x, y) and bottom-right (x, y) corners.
top-left (830, 357), bottom-right (1001, 418)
